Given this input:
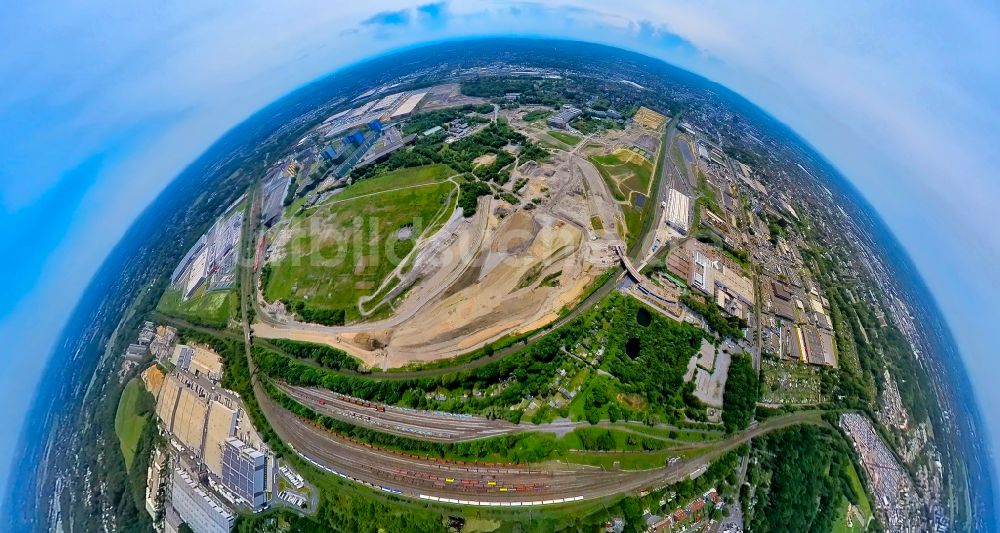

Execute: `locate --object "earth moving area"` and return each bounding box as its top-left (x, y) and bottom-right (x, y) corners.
top-left (508, 107), bottom-right (657, 247)
top-left (256, 199), bottom-right (613, 369)
top-left (254, 127), bottom-right (627, 369)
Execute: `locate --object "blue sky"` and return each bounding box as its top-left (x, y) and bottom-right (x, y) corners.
top-left (1, 0), bottom-right (998, 499)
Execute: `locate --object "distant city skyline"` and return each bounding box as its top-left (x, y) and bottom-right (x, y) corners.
top-left (1, 0), bottom-right (998, 513)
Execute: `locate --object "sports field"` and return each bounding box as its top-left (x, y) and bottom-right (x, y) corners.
top-left (115, 378), bottom-right (148, 470)
top-left (266, 164), bottom-right (458, 323)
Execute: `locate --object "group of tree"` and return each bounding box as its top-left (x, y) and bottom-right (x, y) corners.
top-left (681, 292), bottom-right (747, 340)
top-left (743, 425), bottom-right (868, 533)
top-left (460, 77), bottom-right (567, 107)
top-left (721, 353), bottom-right (758, 432)
top-left (266, 338), bottom-right (361, 372)
top-left (252, 327), bottom-right (569, 416)
top-left (591, 295), bottom-right (706, 420)
top-left (400, 104), bottom-right (491, 135)
top-left (457, 179), bottom-right (491, 217)
top-left (351, 120), bottom-right (547, 186)
top-left (284, 299), bottom-right (346, 326)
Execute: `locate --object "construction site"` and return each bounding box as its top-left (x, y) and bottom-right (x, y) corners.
top-left (252, 114), bottom-right (636, 368)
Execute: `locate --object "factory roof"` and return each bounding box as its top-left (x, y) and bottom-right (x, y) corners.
top-left (390, 92), bottom-right (427, 118)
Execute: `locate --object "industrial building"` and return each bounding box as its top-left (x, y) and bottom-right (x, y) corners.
top-left (370, 92), bottom-right (404, 114)
top-left (149, 325), bottom-right (177, 360)
top-left (183, 249), bottom-right (209, 298)
top-left (357, 130), bottom-right (417, 167)
top-left (321, 145), bottom-right (338, 161)
top-left (389, 92), bottom-right (428, 120)
top-left (144, 448), bottom-right (168, 520)
top-left (124, 344), bottom-right (148, 361)
top-left (169, 236), bottom-right (205, 286)
top-left (801, 325), bottom-right (837, 366)
top-left (171, 381), bottom-right (210, 455)
top-left (155, 370), bottom-right (227, 457)
top-left (204, 400), bottom-right (239, 477)
top-left (173, 345), bottom-right (194, 370)
top-left (172, 206), bottom-right (243, 300)
top-left (665, 189), bottom-right (691, 234)
top-left (259, 171), bottom-right (291, 228)
top-left (349, 99), bottom-right (377, 118)
top-left (221, 437), bottom-right (268, 511)
top-left (188, 346), bottom-right (224, 381)
top-left (169, 467), bottom-right (235, 533)
top-left (547, 106), bottom-right (582, 129)
top-left (345, 131), bottom-right (365, 146)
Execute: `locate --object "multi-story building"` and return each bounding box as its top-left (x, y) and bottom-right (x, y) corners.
top-left (221, 437), bottom-right (267, 511)
top-left (170, 468), bottom-right (234, 533)
top-left (547, 106), bottom-right (582, 129)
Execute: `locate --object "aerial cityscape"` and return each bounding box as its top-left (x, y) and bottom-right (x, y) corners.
top-left (1, 12), bottom-right (997, 533)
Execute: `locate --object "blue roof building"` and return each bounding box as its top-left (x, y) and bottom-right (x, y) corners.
top-left (368, 119), bottom-right (383, 133)
top-left (221, 437), bottom-right (267, 511)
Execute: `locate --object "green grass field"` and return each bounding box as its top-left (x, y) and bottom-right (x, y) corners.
top-left (115, 378), bottom-right (148, 471)
top-left (267, 165), bottom-right (457, 323)
top-left (548, 130), bottom-right (581, 146)
top-left (832, 463), bottom-right (873, 533)
top-left (522, 110), bottom-right (552, 123)
top-left (589, 151), bottom-right (653, 246)
top-left (328, 164), bottom-right (455, 204)
top-left (157, 287), bottom-right (238, 327)
top-left (590, 215), bottom-right (604, 231)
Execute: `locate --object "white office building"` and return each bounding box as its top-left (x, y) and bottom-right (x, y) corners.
top-left (170, 468), bottom-right (234, 533)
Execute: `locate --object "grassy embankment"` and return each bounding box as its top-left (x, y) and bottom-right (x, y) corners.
top-left (115, 378), bottom-right (149, 471)
top-left (548, 130), bottom-right (581, 147)
top-left (156, 287), bottom-right (238, 328)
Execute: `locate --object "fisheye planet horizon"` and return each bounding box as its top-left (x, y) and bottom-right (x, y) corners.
top-left (2, 3), bottom-right (999, 533)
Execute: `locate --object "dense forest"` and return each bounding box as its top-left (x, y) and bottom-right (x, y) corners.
top-left (721, 354), bottom-right (758, 432)
top-left (742, 425), bottom-right (869, 533)
top-left (591, 295), bottom-right (707, 423)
